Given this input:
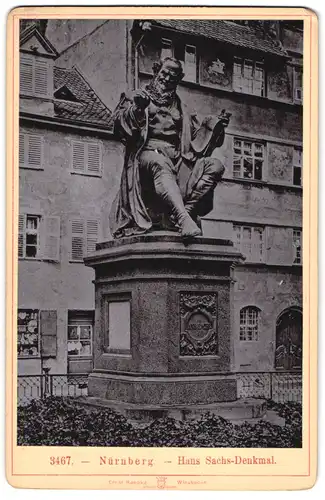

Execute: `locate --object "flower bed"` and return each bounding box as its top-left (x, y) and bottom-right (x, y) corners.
top-left (17, 397), bottom-right (302, 447)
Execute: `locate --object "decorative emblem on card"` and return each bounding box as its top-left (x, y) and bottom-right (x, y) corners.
top-left (179, 292), bottom-right (218, 356)
top-left (156, 476), bottom-right (167, 489)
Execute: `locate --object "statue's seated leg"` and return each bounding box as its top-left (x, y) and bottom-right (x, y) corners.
top-left (139, 150), bottom-right (201, 238)
top-left (140, 169), bottom-right (168, 230)
top-left (184, 157), bottom-right (225, 219)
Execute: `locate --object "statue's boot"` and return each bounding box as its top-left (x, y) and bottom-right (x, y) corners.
top-left (179, 215), bottom-right (202, 238)
top-left (167, 190), bottom-right (201, 238)
top-left (156, 179), bottom-right (201, 238)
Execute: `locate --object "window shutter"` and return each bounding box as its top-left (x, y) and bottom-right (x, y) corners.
top-left (40, 310), bottom-right (57, 357)
top-left (18, 214), bottom-right (25, 258)
top-left (19, 133), bottom-right (43, 169)
top-left (20, 55), bottom-right (33, 94)
top-left (86, 219), bottom-right (99, 255)
top-left (19, 133), bottom-right (25, 166)
top-left (72, 142), bottom-right (86, 173)
top-left (71, 219), bottom-right (85, 261)
top-left (41, 216), bottom-right (60, 261)
top-left (34, 59), bottom-right (49, 96)
top-left (27, 135), bottom-right (43, 168)
top-left (87, 143), bottom-right (101, 174)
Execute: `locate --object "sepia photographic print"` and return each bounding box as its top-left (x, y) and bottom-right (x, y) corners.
top-left (6, 6), bottom-right (317, 491)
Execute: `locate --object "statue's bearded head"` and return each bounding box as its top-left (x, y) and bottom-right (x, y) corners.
top-left (151, 57), bottom-right (184, 94)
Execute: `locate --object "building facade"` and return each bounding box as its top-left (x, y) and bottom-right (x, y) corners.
top-left (18, 20), bottom-right (303, 386)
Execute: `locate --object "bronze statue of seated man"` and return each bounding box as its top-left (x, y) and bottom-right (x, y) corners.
top-left (109, 57), bottom-right (230, 240)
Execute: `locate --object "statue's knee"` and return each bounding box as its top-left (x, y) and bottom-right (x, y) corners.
top-left (206, 158), bottom-right (225, 179)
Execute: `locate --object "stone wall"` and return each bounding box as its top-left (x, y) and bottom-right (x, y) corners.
top-left (18, 123), bottom-right (123, 374)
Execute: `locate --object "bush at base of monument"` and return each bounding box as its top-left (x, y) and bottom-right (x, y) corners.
top-left (17, 397), bottom-right (302, 448)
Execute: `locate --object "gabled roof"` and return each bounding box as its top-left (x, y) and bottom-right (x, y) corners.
top-left (53, 66), bottom-right (112, 127)
top-left (151, 20), bottom-right (287, 57)
top-left (20, 24), bottom-right (58, 58)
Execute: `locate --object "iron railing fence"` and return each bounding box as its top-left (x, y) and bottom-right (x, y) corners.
top-left (17, 371), bottom-right (302, 406)
top-left (236, 371), bottom-right (302, 403)
top-left (17, 373), bottom-right (89, 406)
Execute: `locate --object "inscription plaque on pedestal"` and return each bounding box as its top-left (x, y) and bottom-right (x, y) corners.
top-left (180, 292), bottom-right (218, 356)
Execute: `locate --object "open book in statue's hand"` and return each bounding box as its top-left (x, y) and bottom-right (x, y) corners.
top-left (190, 110), bottom-right (232, 158)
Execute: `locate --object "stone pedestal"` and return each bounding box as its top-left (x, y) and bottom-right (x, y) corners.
top-left (84, 233), bottom-right (244, 416)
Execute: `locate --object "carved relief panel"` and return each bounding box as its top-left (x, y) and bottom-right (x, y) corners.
top-left (179, 292), bottom-right (218, 356)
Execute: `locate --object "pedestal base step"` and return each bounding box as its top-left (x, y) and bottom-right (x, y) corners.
top-left (77, 396), bottom-right (268, 424)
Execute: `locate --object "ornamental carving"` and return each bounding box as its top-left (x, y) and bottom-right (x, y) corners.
top-left (179, 292), bottom-right (218, 356)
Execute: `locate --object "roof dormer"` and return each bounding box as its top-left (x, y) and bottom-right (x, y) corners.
top-left (54, 85), bottom-right (79, 102)
top-left (20, 24), bottom-right (58, 115)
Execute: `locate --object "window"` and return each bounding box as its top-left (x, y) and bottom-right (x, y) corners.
top-left (54, 85), bottom-right (79, 102)
top-left (293, 229), bottom-right (302, 265)
top-left (20, 54), bottom-right (50, 97)
top-left (293, 148), bottom-right (302, 186)
top-left (18, 214), bottom-right (60, 261)
top-left (293, 66), bottom-right (302, 102)
top-left (233, 138), bottom-right (264, 180)
top-left (19, 215), bottom-right (40, 258)
top-left (72, 141), bottom-right (101, 176)
top-left (70, 218), bottom-right (99, 262)
top-left (18, 309), bottom-right (40, 357)
top-left (239, 306), bottom-right (260, 341)
top-left (183, 45), bottom-right (197, 82)
top-left (234, 225), bottom-right (265, 263)
top-left (68, 311), bottom-right (93, 357)
top-left (160, 38), bottom-right (173, 59)
top-left (233, 57), bottom-right (265, 96)
top-left (19, 133), bottom-right (44, 169)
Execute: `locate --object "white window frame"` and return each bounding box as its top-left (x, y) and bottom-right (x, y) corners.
top-left (17, 309), bottom-right (40, 358)
top-left (71, 140), bottom-right (102, 177)
top-left (160, 38), bottom-right (173, 59)
top-left (239, 306), bottom-right (260, 341)
top-left (233, 137), bottom-right (264, 181)
top-left (293, 229), bottom-right (302, 265)
top-left (233, 224), bottom-right (266, 263)
top-left (183, 44), bottom-right (197, 83)
top-left (293, 148), bottom-right (302, 186)
top-left (19, 132), bottom-right (44, 170)
top-left (233, 57), bottom-right (265, 97)
top-left (19, 214), bottom-right (41, 259)
top-left (19, 213), bottom-right (60, 261)
top-left (20, 53), bottom-right (51, 98)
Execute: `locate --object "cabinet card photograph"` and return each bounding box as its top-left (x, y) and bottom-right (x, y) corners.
top-left (6, 6), bottom-right (318, 491)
